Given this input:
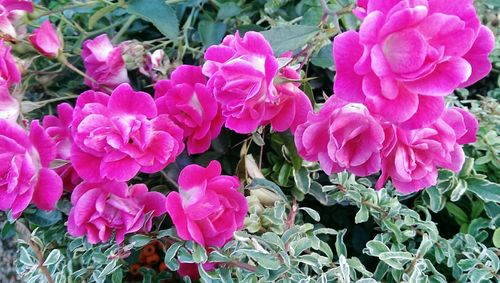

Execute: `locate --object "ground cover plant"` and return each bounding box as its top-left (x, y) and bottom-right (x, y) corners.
top-left (0, 0), bottom-right (499, 282)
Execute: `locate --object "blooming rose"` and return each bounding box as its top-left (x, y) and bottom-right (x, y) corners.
top-left (155, 65), bottom-right (224, 154)
top-left (82, 34), bottom-right (130, 90)
top-left (29, 20), bottom-right (61, 58)
top-left (333, 0), bottom-right (495, 128)
top-left (203, 31), bottom-right (311, 134)
top-left (70, 83), bottom-right (184, 182)
top-left (376, 119), bottom-right (467, 194)
top-left (0, 0), bottom-right (33, 39)
top-left (295, 97), bottom-right (384, 176)
top-left (0, 40), bottom-right (20, 86)
top-left (43, 103), bottom-right (81, 191)
top-left (441, 107), bottom-right (478, 145)
top-left (0, 82), bottom-right (18, 122)
top-left (0, 119), bottom-right (63, 218)
top-left (165, 160), bottom-right (248, 247)
top-left (67, 181), bottom-right (166, 244)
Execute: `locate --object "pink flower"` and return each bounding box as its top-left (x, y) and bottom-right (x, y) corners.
top-left (0, 82), bottom-right (18, 122)
top-left (43, 103), bottom-right (81, 191)
top-left (0, 0), bottom-right (33, 39)
top-left (155, 65), bottom-right (224, 155)
top-left (0, 40), bottom-right (20, 86)
top-left (82, 34), bottom-right (130, 91)
top-left (70, 83), bottom-right (184, 182)
top-left (165, 160), bottom-right (247, 247)
top-left (295, 97), bottom-right (384, 176)
top-left (29, 20), bottom-right (61, 58)
top-left (67, 181), bottom-right (166, 244)
top-left (376, 119), bottom-right (465, 194)
top-left (203, 31), bottom-right (311, 134)
top-left (441, 107), bottom-right (478, 145)
top-left (333, 0), bottom-right (495, 128)
top-left (140, 49), bottom-right (166, 81)
top-left (0, 119), bottom-right (62, 218)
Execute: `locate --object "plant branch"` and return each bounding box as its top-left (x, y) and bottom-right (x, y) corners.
top-left (15, 222), bottom-right (54, 283)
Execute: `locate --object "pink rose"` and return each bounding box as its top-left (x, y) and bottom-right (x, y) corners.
top-left (0, 0), bottom-right (33, 39)
top-left (376, 119), bottom-right (465, 194)
top-left (333, 0), bottom-right (495, 128)
top-left (0, 82), bottom-right (18, 122)
top-left (0, 119), bottom-right (62, 218)
top-left (295, 97), bottom-right (384, 176)
top-left (70, 83), bottom-right (184, 182)
top-left (140, 49), bottom-right (166, 81)
top-left (441, 107), bottom-right (478, 145)
top-left (82, 34), bottom-right (130, 91)
top-left (155, 65), bottom-right (224, 155)
top-left (67, 181), bottom-right (166, 244)
top-left (203, 31), bottom-right (311, 134)
top-left (165, 160), bottom-right (248, 247)
top-left (43, 103), bottom-right (82, 191)
top-left (29, 20), bottom-right (61, 58)
top-left (0, 40), bottom-right (20, 86)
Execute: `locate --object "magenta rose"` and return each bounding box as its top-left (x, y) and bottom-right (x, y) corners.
top-left (82, 34), bottom-right (130, 91)
top-left (0, 119), bottom-right (62, 218)
top-left (155, 65), bottom-right (224, 155)
top-left (0, 0), bottom-right (33, 39)
top-left (0, 40), bottom-right (20, 86)
top-left (441, 107), bottom-right (479, 145)
top-left (67, 181), bottom-right (166, 244)
top-left (43, 103), bottom-right (82, 191)
top-left (29, 20), bottom-right (61, 58)
top-left (70, 83), bottom-right (184, 182)
top-left (165, 160), bottom-right (248, 247)
top-left (295, 97), bottom-right (384, 176)
top-left (376, 119), bottom-right (466, 194)
top-left (333, 0), bottom-right (495, 128)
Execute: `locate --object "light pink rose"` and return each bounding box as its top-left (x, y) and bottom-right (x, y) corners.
top-left (0, 40), bottom-right (20, 86)
top-left (203, 31), bottom-right (311, 134)
top-left (43, 103), bottom-right (81, 191)
top-left (165, 160), bottom-right (248, 247)
top-left (67, 181), bottom-right (166, 244)
top-left (70, 83), bottom-right (184, 182)
top-left (0, 0), bottom-right (32, 39)
top-left (82, 34), bottom-right (130, 91)
top-left (295, 97), bottom-right (384, 176)
top-left (0, 119), bottom-right (62, 218)
top-left (376, 119), bottom-right (465, 194)
top-left (155, 65), bottom-right (224, 155)
top-left (333, 0), bottom-right (495, 129)
top-left (0, 82), bottom-right (18, 122)
top-left (29, 20), bottom-right (61, 58)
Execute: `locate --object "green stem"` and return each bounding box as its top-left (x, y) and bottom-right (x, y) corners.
top-left (112, 15), bottom-right (137, 44)
top-left (35, 1), bottom-right (100, 17)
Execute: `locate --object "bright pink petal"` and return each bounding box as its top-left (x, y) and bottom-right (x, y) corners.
top-left (32, 168), bottom-right (63, 211)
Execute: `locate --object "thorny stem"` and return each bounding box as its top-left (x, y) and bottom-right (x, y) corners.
top-left (286, 199), bottom-right (299, 229)
top-left (15, 222), bottom-right (55, 283)
top-left (58, 55), bottom-right (112, 93)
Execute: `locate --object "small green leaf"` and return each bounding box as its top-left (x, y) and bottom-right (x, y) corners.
top-left (217, 2), bottom-right (241, 19)
top-left (43, 249), bottom-right (61, 266)
top-left (293, 167), bottom-right (311, 194)
top-left (198, 20), bottom-right (227, 48)
top-left (311, 43), bottom-right (333, 68)
top-left (247, 178), bottom-right (288, 202)
top-left (355, 204), bottom-right (369, 224)
top-left (127, 0), bottom-right (179, 40)
top-left (467, 178), bottom-right (500, 203)
top-left (261, 25), bottom-right (320, 55)
top-left (366, 240), bottom-right (390, 256)
top-left (493, 228), bottom-right (500, 248)
top-left (192, 243), bottom-right (208, 264)
top-left (445, 202), bottom-right (469, 224)
top-left (335, 229), bottom-right (347, 257)
top-left (300, 207), bottom-right (320, 222)
top-left (89, 4), bottom-right (118, 29)
top-left (129, 234), bottom-right (151, 247)
top-left (24, 209), bottom-right (62, 227)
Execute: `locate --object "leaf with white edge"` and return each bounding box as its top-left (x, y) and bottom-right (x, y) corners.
top-left (355, 204), bottom-right (369, 224)
top-left (293, 167), bottom-right (311, 194)
top-left (164, 242), bottom-right (183, 271)
top-left (261, 25), bottom-right (320, 55)
top-left (127, 0), bottom-right (179, 40)
top-left (129, 234), bottom-right (151, 247)
top-left (300, 207), bottom-right (320, 222)
top-left (335, 229), bottom-right (348, 257)
top-left (99, 259), bottom-right (121, 278)
top-left (493, 228), bottom-right (500, 248)
top-left (467, 178), bottom-right (500, 203)
top-left (43, 249), bottom-right (61, 266)
top-left (192, 243), bottom-right (208, 264)
top-left (366, 240), bottom-right (390, 256)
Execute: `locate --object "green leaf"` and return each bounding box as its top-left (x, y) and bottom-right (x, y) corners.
top-left (366, 240), bottom-right (390, 256)
top-left (300, 207), bottom-right (320, 222)
top-left (192, 243), bottom-right (208, 264)
top-left (493, 228), bottom-right (500, 248)
top-left (164, 242), bottom-right (183, 271)
top-left (466, 178), bottom-right (500, 203)
top-left (311, 43), bottom-right (333, 68)
top-left (127, 0), bottom-right (179, 40)
top-left (247, 178), bottom-right (288, 202)
top-left (129, 234), bottom-right (151, 247)
top-left (1, 221), bottom-right (15, 239)
top-left (198, 20), bottom-right (227, 48)
top-left (24, 209), bottom-right (62, 227)
top-left (335, 229), bottom-right (347, 257)
top-left (99, 259), bottom-right (120, 278)
top-left (293, 167), bottom-right (311, 194)
top-left (89, 4), bottom-right (118, 29)
top-left (355, 204), bottom-right (369, 224)
top-left (445, 202), bottom-right (469, 224)
top-left (43, 249), bottom-right (61, 266)
top-left (217, 2), bottom-right (242, 19)
top-left (240, 250), bottom-right (280, 270)
top-left (261, 25), bottom-right (320, 55)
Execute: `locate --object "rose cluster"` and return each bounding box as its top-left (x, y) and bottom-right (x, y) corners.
top-left (295, 0), bottom-right (492, 193)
